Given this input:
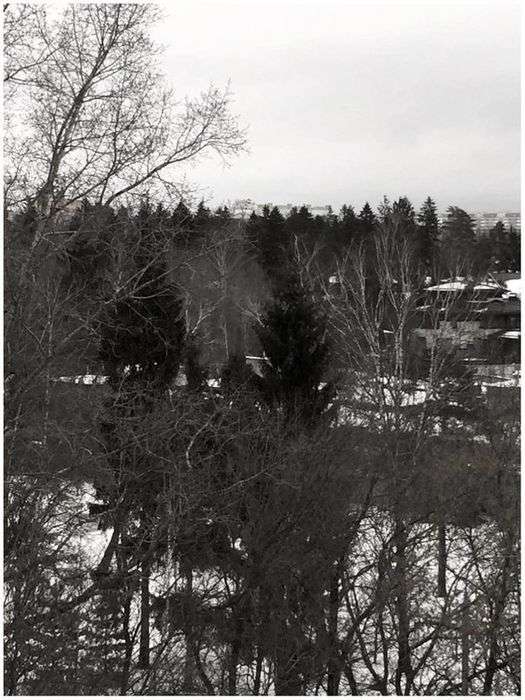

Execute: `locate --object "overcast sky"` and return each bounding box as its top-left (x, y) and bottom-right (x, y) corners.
top-left (152, 0), bottom-right (520, 213)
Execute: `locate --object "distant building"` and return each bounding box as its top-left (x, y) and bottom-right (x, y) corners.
top-left (469, 211), bottom-right (521, 232)
top-left (437, 211), bottom-right (520, 232)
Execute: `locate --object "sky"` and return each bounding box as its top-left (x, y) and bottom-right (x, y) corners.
top-left (152, 0), bottom-right (520, 213)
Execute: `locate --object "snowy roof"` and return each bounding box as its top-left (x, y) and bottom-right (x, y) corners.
top-left (425, 281), bottom-right (465, 292)
top-left (56, 374), bottom-right (107, 385)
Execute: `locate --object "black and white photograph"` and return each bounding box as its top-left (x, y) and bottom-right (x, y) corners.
top-left (3, 0), bottom-right (521, 695)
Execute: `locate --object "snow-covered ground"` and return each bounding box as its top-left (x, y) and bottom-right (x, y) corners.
top-left (504, 278), bottom-right (521, 297)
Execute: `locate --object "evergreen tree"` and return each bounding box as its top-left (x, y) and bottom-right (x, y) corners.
top-left (255, 271), bottom-right (335, 427)
top-left (336, 204), bottom-right (358, 250)
top-left (441, 206), bottom-right (476, 274)
top-left (391, 196), bottom-right (417, 251)
top-left (247, 206), bottom-right (288, 282)
top-left (392, 196), bottom-right (415, 223)
top-left (171, 200), bottom-right (194, 244)
top-left (65, 201), bottom-right (116, 286)
top-left (285, 204), bottom-right (316, 250)
top-left (246, 210), bottom-right (262, 250)
top-left (472, 232), bottom-right (494, 277)
top-left (357, 201), bottom-right (377, 243)
top-left (171, 199), bottom-right (193, 227)
top-left (9, 201), bottom-right (41, 251)
top-left (508, 225), bottom-right (520, 272)
top-left (193, 199), bottom-right (212, 231)
top-left (214, 205), bottom-right (232, 224)
top-left (417, 196), bottom-right (439, 274)
top-left (488, 221), bottom-right (509, 271)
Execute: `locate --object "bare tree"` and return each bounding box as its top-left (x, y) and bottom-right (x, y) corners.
top-left (4, 4), bottom-right (246, 248)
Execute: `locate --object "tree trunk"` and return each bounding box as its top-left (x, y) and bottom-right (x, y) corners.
top-left (253, 645), bottom-right (263, 696)
top-left (326, 563), bottom-right (341, 695)
top-left (483, 536), bottom-right (513, 695)
top-left (394, 518), bottom-right (413, 695)
top-left (118, 548), bottom-right (133, 695)
top-left (437, 522), bottom-right (447, 598)
top-left (274, 645), bottom-right (302, 696)
top-left (137, 557), bottom-right (150, 669)
top-left (227, 614), bottom-right (243, 695)
top-left (182, 559), bottom-right (196, 693)
top-left (274, 583), bottom-right (302, 696)
top-left (461, 591), bottom-right (470, 695)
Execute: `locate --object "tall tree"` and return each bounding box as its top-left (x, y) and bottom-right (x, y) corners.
top-left (508, 225), bottom-right (520, 272)
top-left (255, 270), bottom-right (334, 428)
top-left (97, 205), bottom-right (186, 669)
top-left (193, 199), bottom-right (212, 231)
top-left (417, 196), bottom-right (439, 274)
top-left (247, 205), bottom-right (288, 282)
top-left (441, 206), bottom-right (476, 274)
top-left (357, 201), bottom-right (377, 244)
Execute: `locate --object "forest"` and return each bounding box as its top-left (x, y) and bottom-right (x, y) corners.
top-left (4, 4), bottom-right (520, 696)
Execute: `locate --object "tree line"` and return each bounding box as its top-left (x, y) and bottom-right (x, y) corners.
top-left (4, 195), bottom-right (520, 694)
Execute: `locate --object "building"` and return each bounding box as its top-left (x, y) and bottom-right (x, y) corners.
top-left (413, 277), bottom-right (520, 384)
top-left (436, 211), bottom-right (520, 233)
top-left (469, 212), bottom-right (521, 233)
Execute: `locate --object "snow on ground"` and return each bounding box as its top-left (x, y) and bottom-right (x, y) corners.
top-left (504, 278), bottom-right (522, 297)
top-left (77, 482), bottom-right (113, 568)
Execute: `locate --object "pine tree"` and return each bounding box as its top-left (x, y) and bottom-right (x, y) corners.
top-left (392, 196), bottom-right (415, 223)
top-left (417, 197), bottom-right (439, 274)
top-left (338, 204), bottom-right (358, 249)
top-left (193, 199), bottom-right (212, 231)
top-left (441, 206), bottom-right (476, 274)
top-left (214, 205), bottom-right (232, 224)
top-left (171, 200), bottom-right (194, 244)
top-left (508, 226), bottom-right (520, 272)
top-left (65, 201), bottom-right (116, 286)
top-left (255, 271), bottom-right (334, 427)
top-left (358, 201), bottom-right (377, 243)
top-left (285, 204), bottom-right (316, 252)
top-left (171, 199), bottom-right (193, 227)
top-left (247, 206), bottom-right (288, 282)
top-left (390, 196), bottom-right (417, 253)
top-left (246, 210), bottom-right (262, 250)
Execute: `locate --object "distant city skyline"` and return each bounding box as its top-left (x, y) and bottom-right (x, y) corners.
top-left (152, 0), bottom-right (520, 212)
top-left (223, 199), bottom-right (521, 229)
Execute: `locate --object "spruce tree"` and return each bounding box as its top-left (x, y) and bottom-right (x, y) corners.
top-left (488, 221), bottom-right (508, 271)
top-left (441, 206), bottom-right (476, 274)
top-left (171, 200), bottom-right (194, 244)
top-left (247, 205), bottom-right (288, 282)
top-left (329, 204), bottom-right (358, 256)
top-left (214, 205), bottom-right (232, 224)
top-left (509, 225), bottom-right (520, 272)
top-left (255, 271), bottom-right (334, 427)
top-left (417, 196), bottom-right (439, 274)
top-left (358, 201), bottom-right (377, 243)
top-left (285, 204), bottom-right (316, 253)
top-left (193, 199), bottom-right (212, 231)
top-left (391, 196), bottom-right (417, 252)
